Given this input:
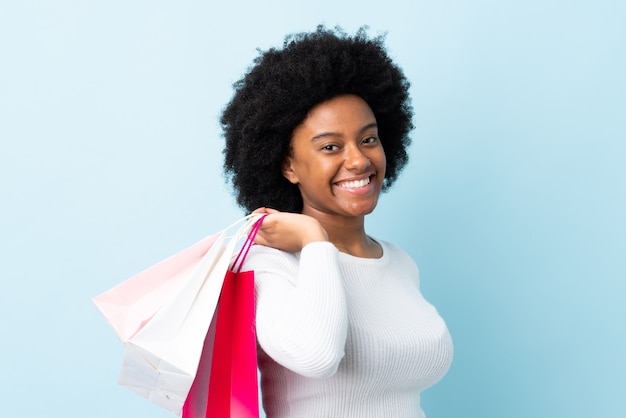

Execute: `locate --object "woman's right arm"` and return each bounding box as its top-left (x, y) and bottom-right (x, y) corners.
top-left (243, 211), bottom-right (348, 378)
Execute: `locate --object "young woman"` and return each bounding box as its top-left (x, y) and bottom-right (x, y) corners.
top-left (222, 26), bottom-right (453, 418)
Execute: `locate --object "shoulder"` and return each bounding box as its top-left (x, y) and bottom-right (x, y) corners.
top-left (242, 241), bottom-right (338, 272)
top-left (242, 244), bottom-right (298, 271)
top-left (377, 239), bottom-right (420, 275)
top-left (378, 240), bottom-right (413, 260)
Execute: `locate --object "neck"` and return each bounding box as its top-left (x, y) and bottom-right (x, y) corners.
top-left (302, 209), bottom-right (381, 258)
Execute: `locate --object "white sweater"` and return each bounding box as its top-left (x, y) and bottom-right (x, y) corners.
top-left (243, 240), bottom-right (453, 418)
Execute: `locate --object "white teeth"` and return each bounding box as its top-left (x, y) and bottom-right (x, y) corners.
top-left (340, 177), bottom-right (371, 189)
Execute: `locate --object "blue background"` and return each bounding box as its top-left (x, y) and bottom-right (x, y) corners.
top-left (1, 1), bottom-right (624, 417)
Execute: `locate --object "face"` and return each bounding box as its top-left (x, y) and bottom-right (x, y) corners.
top-left (282, 94), bottom-right (386, 219)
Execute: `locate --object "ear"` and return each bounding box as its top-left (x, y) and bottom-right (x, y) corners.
top-left (281, 155), bottom-right (299, 184)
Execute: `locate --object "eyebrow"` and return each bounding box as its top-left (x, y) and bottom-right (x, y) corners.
top-left (311, 122), bottom-right (378, 142)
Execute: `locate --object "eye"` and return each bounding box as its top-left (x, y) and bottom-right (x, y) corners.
top-left (321, 144), bottom-right (340, 151)
top-left (362, 136), bottom-right (379, 145)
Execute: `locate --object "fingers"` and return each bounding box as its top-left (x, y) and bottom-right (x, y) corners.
top-left (252, 207), bottom-right (280, 215)
top-left (250, 211), bottom-right (328, 252)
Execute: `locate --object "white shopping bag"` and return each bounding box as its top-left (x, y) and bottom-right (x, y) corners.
top-left (93, 234), bottom-right (219, 343)
top-left (94, 214), bottom-right (263, 415)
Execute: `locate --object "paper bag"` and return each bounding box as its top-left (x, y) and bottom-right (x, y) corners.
top-left (182, 269), bottom-right (259, 418)
top-left (94, 215), bottom-right (263, 415)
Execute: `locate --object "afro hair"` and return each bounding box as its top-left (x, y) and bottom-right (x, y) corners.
top-left (221, 25), bottom-right (414, 213)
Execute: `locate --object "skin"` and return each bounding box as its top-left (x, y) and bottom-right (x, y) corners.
top-left (253, 94), bottom-right (386, 258)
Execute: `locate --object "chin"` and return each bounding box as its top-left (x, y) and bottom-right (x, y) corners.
top-left (347, 202), bottom-right (379, 217)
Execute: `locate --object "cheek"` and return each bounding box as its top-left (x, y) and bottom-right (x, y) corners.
top-left (374, 149), bottom-right (387, 177)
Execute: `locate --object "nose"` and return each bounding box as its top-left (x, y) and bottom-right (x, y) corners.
top-left (344, 144), bottom-right (371, 171)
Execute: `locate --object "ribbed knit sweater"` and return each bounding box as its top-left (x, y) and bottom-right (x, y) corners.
top-left (243, 240), bottom-right (453, 418)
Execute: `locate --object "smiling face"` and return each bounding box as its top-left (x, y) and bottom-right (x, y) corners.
top-left (282, 94), bottom-right (386, 220)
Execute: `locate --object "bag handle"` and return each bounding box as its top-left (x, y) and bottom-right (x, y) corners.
top-left (221, 213), bottom-right (263, 237)
top-left (230, 215), bottom-right (267, 273)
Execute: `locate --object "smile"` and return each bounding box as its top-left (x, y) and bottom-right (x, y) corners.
top-left (336, 176), bottom-right (371, 189)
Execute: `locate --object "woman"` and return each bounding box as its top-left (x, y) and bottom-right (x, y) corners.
top-left (222, 26), bottom-right (453, 418)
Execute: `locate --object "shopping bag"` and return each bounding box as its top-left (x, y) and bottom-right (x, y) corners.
top-left (182, 270), bottom-right (259, 418)
top-left (92, 234), bottom-right (219, 342)
top-left (182, 220), bottom-right (260, 418)
top-left (93, 214), bottom-right (263, 415)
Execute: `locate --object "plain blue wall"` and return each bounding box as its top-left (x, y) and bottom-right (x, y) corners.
top-left (1, 1), bottom-right (624, 417)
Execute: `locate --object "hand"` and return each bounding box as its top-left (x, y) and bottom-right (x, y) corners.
top-left (251, 208), bottom-right (328, 252)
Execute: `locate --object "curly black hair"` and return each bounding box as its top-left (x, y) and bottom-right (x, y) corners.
top-left (221, 25), bottom-right (414, 213)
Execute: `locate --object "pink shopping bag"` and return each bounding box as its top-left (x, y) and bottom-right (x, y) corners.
top-left (93, 234), bottom-right (219, 342)
top-left (94, 214), bottom-right (264, 414)
top-left (182, 221), bottom-right (261, 418)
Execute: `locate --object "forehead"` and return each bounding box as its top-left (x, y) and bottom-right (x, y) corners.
top-left (300, 95), bottom-right (377, 131)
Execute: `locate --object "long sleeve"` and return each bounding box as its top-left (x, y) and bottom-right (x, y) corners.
top-left (243, 240), bottom-right (452, 418)
top-left (242, 241), bottom-right (348, 378)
